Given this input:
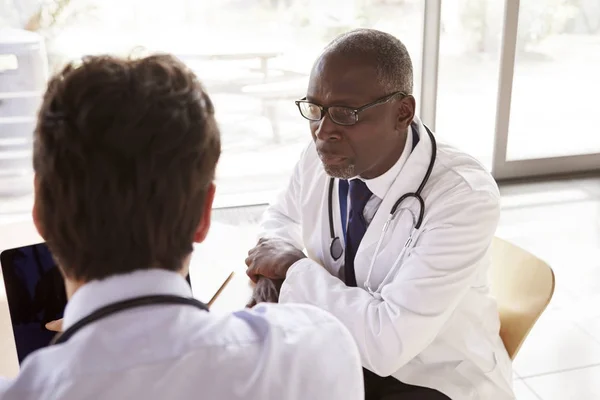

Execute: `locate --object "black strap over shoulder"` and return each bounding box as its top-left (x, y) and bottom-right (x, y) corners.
top-left (51, 294), bottom-right (209, 345)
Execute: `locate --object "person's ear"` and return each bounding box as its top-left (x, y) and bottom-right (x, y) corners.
top-left (32, 175), bottom-right (46, 240)
top-left (193, 182), bottom-right (216, 244)
top-left (395, 95), bottom-right (416, 131)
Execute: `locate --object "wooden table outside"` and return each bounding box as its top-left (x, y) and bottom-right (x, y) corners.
top-left (174, 50), bottom-right (283, 81)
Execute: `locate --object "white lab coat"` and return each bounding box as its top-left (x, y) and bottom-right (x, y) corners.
top-left (259, 117), bottom-right (515, 399)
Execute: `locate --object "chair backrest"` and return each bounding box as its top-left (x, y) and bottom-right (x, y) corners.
top-left (490, 237), bottom-right (555, 359)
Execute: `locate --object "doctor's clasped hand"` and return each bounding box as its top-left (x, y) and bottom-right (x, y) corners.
top-left (245, 238), bottom-right (306, 282)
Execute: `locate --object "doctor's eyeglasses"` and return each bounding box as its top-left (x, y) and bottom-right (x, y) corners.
top-left (295, 91), bottom-right (407, 126)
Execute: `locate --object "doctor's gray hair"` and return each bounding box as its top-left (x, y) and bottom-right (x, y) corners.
top-left (324, 29), bottom-right (414, 95)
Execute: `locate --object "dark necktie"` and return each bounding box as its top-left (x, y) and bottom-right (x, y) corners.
top-left (344, 179), bottom-right (373, 287)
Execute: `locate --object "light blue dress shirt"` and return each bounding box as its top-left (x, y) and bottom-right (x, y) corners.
top-left (0, 269), bottom-right (364, 400)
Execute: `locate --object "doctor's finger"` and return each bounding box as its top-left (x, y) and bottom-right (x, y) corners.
top-left (245, 250), bottom-right (264, 268)
top-left (247, 245), bottom-right (259, 257)
top-left (246, 255), bottom-right (272, 281)
top-left (246, 255), bottom-right (257, 270)
top-left (246, 262), bottom-right (260, 283)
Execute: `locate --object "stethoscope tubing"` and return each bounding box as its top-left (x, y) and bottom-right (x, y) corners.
top-left (328, 125), bottom-right (437, 296)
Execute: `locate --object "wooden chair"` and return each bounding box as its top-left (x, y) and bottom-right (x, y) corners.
top-left (490, 237), bottom-right (555, 359)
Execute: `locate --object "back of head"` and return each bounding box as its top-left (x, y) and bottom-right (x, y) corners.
top-left (322, 28), bottom-right (414, 95)
top-left (33, 54), bottom-right (221, 281)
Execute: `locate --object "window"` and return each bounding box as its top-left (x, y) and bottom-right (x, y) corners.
top-left (2, 0), bottom-right (424, 209)
top-left (507, 0), bottom-right (600, 160)
top-left (436, 0), bottom-right (505, 170)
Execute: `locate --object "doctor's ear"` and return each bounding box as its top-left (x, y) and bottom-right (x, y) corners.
top-left (395, 95), bottom-right (416, 131)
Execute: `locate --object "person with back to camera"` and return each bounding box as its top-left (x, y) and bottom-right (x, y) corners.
top-left (0, 53), bottom-right (364, 400)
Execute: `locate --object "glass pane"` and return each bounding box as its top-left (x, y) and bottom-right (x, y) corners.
top-left (13, 0), bottom-right (423, 208)
top-left (436, 0), bottom-right (506, 170)
top-left (187, 0), bottom-right (424, 206)
top-left (507, 0), bottom-right (600, 160)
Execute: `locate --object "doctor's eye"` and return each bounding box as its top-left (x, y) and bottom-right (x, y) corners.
top-left (299, 102), bottom-right (322, 120)
top-left (329, 107), bottom-right (357, 125)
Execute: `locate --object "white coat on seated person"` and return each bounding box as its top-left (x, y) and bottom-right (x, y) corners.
top-left (258, 116), bottom-right (514, 400)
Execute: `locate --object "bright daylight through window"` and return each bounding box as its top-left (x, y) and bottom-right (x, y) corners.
top-left (1, 0), bottom-right (599, 212)
top-left (0, 0), bottom-right (423, 211)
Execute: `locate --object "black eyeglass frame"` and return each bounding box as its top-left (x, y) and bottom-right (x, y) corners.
top-left (294, 91), bottom-right (408, 126)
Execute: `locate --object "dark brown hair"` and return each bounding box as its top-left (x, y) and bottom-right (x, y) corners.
top-left (33, 54), bottom-right (221, 281)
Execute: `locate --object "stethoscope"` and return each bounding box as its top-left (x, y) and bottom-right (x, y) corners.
top-left (51, 295), bottom-right (209, 345)
top-left (328, 125), bottom-right (437, 298)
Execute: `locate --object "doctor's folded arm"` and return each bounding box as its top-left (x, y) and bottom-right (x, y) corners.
top-left (246, 29), bottom-right (515, 400)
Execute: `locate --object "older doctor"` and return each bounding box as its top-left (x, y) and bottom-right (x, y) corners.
top-left (246, 29), bottom-right (514, 400)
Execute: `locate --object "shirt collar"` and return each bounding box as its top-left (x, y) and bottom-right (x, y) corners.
top-left (355, 124), bottom-right (415, 199)
top-left (62, 269), bottom-right (192, 331)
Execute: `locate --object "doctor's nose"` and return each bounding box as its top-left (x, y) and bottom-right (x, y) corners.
top-left (313, 113), bottom-right (342, 142)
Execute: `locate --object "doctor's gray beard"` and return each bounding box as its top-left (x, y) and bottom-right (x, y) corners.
top-left (324, 163), bottom-right (356, 180)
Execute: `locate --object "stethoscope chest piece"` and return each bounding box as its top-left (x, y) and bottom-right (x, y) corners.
top-left (330, 237), bottom-right (343, 261)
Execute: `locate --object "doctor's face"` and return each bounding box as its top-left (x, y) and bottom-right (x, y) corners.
top-left (304, 52), bottom-right (414, 179)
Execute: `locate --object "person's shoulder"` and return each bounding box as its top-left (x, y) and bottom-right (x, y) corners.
top-left (432, 140), bottom-right (499, 199)
top-left (0, 346), bottom-right (66, 399)
top-left (0, 376), bottom-right (13, 398)
top-left (230, 304), bottom-right (363, 398)
top-left (228, 303), bottom-right (358, 354)
top-left (233, 302), bottom-right (350, 336)
top-left (190, 303), bottom-right (352, 349)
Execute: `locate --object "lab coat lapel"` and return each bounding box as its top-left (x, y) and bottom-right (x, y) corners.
top-left (354, 120), bottom-right (434, 284)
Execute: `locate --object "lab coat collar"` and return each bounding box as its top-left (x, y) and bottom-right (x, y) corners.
top-left (356, 124), bottom-right (414, 200)
top-left (355, 116), bottom-right (434, 277)
top-left (62, 269), bottom-right (192, 331)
